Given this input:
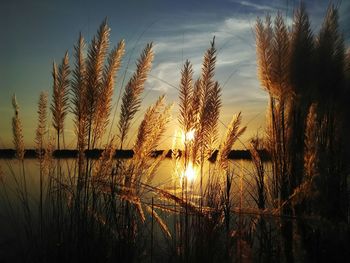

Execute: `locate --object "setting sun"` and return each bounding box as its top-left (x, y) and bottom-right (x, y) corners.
top-left (181, 129), bottom-right (195, 144)
top-left (182, 162), bottom-right (197, 182)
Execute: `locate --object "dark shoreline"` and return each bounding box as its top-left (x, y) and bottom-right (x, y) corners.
top-left (0, 149), bottom-right (270, 161)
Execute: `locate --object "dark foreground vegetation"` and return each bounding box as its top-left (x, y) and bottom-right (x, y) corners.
top-left (1, 4), bottom-right (349, 263)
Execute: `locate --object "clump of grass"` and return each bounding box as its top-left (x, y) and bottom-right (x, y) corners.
top-left (171, 38), bottom-right (248, 262)
top-left (2, 5), bottom-right (348, 262)
top-left (256, 4), bottom-right (350, 262)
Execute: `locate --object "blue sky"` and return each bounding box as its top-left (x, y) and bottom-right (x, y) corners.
top-left (0, 0), bottom-right (349, 148)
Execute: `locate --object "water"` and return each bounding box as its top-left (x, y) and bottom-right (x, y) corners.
top-left (0, 158), bottom-right (271, 243)
top-left (0, 157), bottom-right (275, 262)
top-left (0, 157), bottom-right (270, 213)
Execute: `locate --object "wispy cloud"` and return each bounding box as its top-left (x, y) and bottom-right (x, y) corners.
top-left (231, 0), bottom-right (274, 11)
top-left (149, 15), bottom-right (258, 108)
top-left (146, 62), bottom-right (180, 93)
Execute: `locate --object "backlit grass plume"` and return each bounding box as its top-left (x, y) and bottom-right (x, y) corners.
top-left (196, 38), bottom-right (219, 155)
top-left (217, 112), bottom-right (246, 170)
top-left (127, 95), bottom-right (172, 195)
top-left (202, 80), bottom-right (221, 153)
top-left (178, 60), bottom-right (194, 133)
top-left (93, 39), bottom-right (125, 144)
top-left (85, 19), bottom-right (110, 149)
top-left (35, 91), bottom-right (48, 158)
top-left (255, 15), bottom-right (273, 94)
top-left (118, 42), bottom-right (154, 148)
top-left (12, 94), bottom-right (25, 160)
top-left (134, 95), bottom-right (172, 159)
top-left (51, 52), bottom-right (70, 149)
top-left (271, 12), bottom-right (290, 98)
top-left (190, 38), bottom-right (220, 162)
top-left (71, 33), bottom-right (88, 153)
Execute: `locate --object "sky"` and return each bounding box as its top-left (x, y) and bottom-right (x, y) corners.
top-left (0, 0), bottom-right (349, 149)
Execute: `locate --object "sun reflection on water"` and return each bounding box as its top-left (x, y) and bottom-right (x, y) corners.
top-left (181, 162), bottom-right (197, 182)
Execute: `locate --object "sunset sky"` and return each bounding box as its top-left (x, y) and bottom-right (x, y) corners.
top-left (1, 0), bottom-right (349, 149)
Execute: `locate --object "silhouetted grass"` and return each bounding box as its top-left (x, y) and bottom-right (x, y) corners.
top-left (0, 6), bottom-right (349, 262)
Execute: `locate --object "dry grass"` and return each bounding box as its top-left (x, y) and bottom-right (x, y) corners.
top-left (255, 4), bottom-right (350, 262)
top-left (93, 39), bottom-right (125, 145)
top-left (11, 95), bottom-right (25, 161)
top-left (35, 92), bottom-right (48, 156)
top-left (118, 43), bottom-right (154, 149)
top-left (218, 113), bottom-right (246, 170)
top-left (1, 7), bottom-right (349, 262)
top-left (71, 33), bottom-right (88, 154)
top-left (51, 52), bottom-right (70, 149)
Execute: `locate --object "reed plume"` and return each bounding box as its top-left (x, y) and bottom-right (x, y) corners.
top-left (271, 12), bottom-right (290, 98)
top-left (85, 19), bottom-right (110, 149)
top-left (178, 60), bottom-right (194, 133)
top-left (255, 15), bottom-right (273, 93)
top-left (134, 95), bottom-right (172, 159)
top-left (118, 43), bottom-right (154, 148)
top-left (93, 139), bottom-right (115, 185)
top-left (51, 52), bottom-right (70, 149)
top-left (131, 96), bottom-right (172, 191)
top-left (197, 37), bottom-right (218, 140)
top-left (191, 79), bottom-right (203, 125)
top-left (289, 4), bottom-right (314, 98)
top-left (315, 4), bottom-right (345, 104)
top-left (93, 40), bottom-right (125, 145)
top-left (71, 33), bottom-right (87, 153)
top-left (312, 5), bottom-right (348, 222)
top-left (12, 95), bottom-right (25, 160)
top-left (192, 38), bottom-right (219, 162)
top-left (203, 81), bottom-right (221, 153)
top-left (11, 94), bottom-right (31, 238)
top-left (217, 112), bottom-right (246, 170)
top-left (199, 37), bottom-right (217, 96)
top-left (288, 7), bottom-right (313, 194)
top-left (35, 91), bottom-right (48, 158)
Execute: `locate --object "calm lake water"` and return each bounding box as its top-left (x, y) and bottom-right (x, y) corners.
top-left (0, 158), bottom-right (268, 206)
top-left (0, 159), bottom-right (269, 258)
top-left (0, 158), bottom-right (271, 246)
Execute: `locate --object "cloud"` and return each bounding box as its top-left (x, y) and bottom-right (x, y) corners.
top-left (148, 14), bottom-right (263, 118)
top-left (230, 0), bottom-right (274, 11)
top-left (146, 62), bottom-right (180, 93)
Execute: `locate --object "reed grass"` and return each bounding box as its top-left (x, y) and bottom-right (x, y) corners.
top-left (118, 43), bottom-right (154, 149)
top-left (51, 53), bottom-right (70, 150)
top-left (256, 4), bottom-right (350, 262)
top-left (1, 7), bottom-right (349, 262)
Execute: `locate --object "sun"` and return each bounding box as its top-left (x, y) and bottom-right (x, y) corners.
top-left (181, 129), bottom-right (195, 144)
top-left (182, 162), bottom-right (197, 182)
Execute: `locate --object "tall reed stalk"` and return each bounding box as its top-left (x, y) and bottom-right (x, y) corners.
top-left (35, 91), bottom-right (48, 251)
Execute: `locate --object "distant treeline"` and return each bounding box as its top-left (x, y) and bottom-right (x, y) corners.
top-left (0, 148), bottom-right (270, 160)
